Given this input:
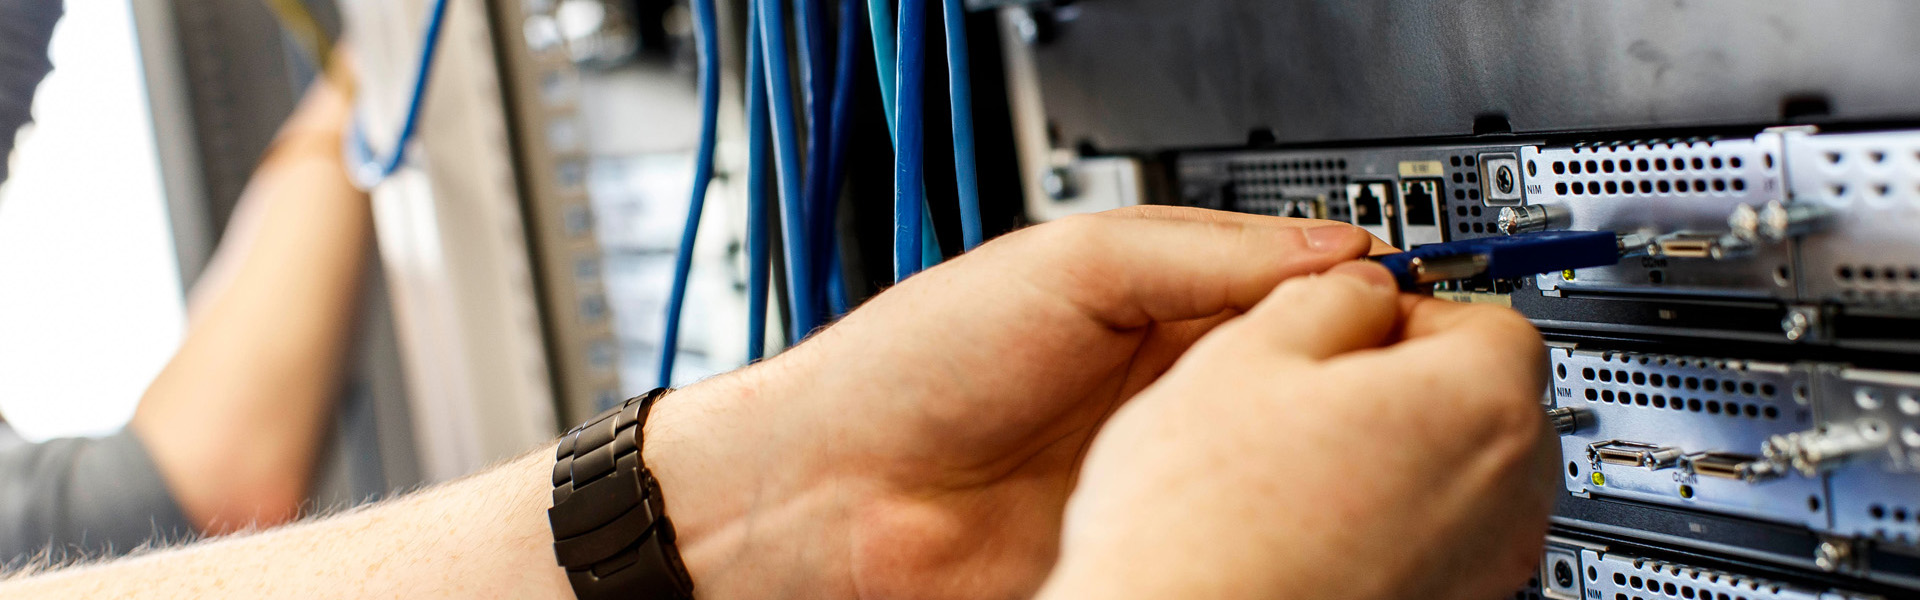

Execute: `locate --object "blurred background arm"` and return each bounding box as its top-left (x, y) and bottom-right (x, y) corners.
top-left (129, 75), bottom-right (373, 535)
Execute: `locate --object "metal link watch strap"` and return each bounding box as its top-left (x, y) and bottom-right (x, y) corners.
top-left (549, 388), bottom-right (694, 600)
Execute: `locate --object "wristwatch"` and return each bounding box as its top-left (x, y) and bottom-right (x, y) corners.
top-left (549, 388), bottom-right (695, 600)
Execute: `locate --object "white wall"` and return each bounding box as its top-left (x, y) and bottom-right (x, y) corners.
top-left (0, 0), bottom-right (183, 441)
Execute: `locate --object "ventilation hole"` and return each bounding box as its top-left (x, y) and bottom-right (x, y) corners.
top-left (1635, 180), bottom-right (1650, 193)
top-left (1732, 179), bottom-right (1746, 191)
top-left (1529, 161), bottom-right (1539, 176)
top-left (1744, 404), bottom-right (1758, 417)
top-left (1456, 206), bottom-right (1469, 217)
top-left (1468, 188), bottom-right (1480, 200)
top-left (1606, 181), bottom-right (1620, 194)
top-left (1710, 157), bottom-right (1723, 169)
top-left (1810, 495), bottom-right (1822, 512)
top-left (1875, 183), bottom-right (1891, 197)
top-left (1872, 504), bottom-right (1887, 519)
top-left (1695, 178), bottom-right (1708, 192)
top-left (1473, 222), bottom-right (1485, 233)
top-left (1685, 377), bottom-right (1700, 390)
top-left (1652, 396), bottom-right (1667, 408)
top-left (1631, 576), bottom-right (1644, 589)
top-left (1588, 181), bottom-right (1602, 194)
top-left (1831, 184), bottom-right (1848, 197)
top-left (1825, 151), bottom-right (1844, 165)
top-left (1688, 157), bottom-right (1703, 170)
top-left (1583, 368), bottom-right (1596, 380)
top-left (1455, 189), bottom-right (1467, 200)
top-left (1896, 508), bottom-right (1909, 522)
top-left (1466, 172), bottom-right (1478, 183)
top-left (1586, 159), bottom-right (1599, 173)
top-left (1586, 388), bottom-right (1599, 401)
top-left (1636, 393), bottom-right (1650, 406)
top-left (1603, 390), bottom-right (1616, 402)
top-left (1616, 370), bottom-right (1629, 382)
top-left (1556, 182), bottom-right (1569, 195)
top-left (1688, 399), bottom-right (1703, 412)
top-left (1451, 156), bottom-right (1463, 167)
top-left (1619, 160), bottom-right (1634, 173)
top-left (1464, 156), bottom-right (1476, 166)
top-left (1706, 400), bottom-right (1722, 414)
top-left (1453, 172), bottom-right (1464, 183)
top-left (1703, 379), bottom-right (1719, 392)
top-left (1603, 160), bottom-right (1616, 173)
top-left (1458, 223), bottom-right (1470, 233)
top-left (1570, 161), bottom-right (1584, 174)
top-left (1863, 268), bottom-right (1877, 281)
top-left (1651, 374), bottom-right (1665, 386)
top-left (1713, 179), bottom-right (1728, 192)
top-left (1590, 567), bottom-right (1599, 582)
top-left (1765, 153), bottom-right (1775, 169)
top-left (1654, 158), bottom-right (1668, 171)
top-left (1632, 372), bottom-right (1646, 385)
top-left (1741, 382), bottom-right (1756, 395)
top-left (1764, 406), bottom-right (1780, 419)
top-left (1839, 265), bottom-right (1855, 280)
top-left (1665, 583), bottom-right (1678, 595)
top-left (1553, 161), bottom-right (1566, 174)
top-left (1616, 574), bottom-right (1628, 585)
top-left (1658, 180), bottom-right (1672, 193)
top-left (1870, 150), bottom-right (1887, 164)
top-left (1675, 179), bottom-right (1690, 192)
top-left (1557, 365), bottom-right (1568, 379)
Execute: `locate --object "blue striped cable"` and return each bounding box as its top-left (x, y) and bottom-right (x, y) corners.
top-left (941, 0), bottom-right (982, 250)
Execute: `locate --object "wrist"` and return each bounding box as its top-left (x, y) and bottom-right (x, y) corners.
top-left (639, 368), bottom-right (853, 598)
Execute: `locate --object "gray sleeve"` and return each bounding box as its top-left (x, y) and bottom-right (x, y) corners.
top-left (0, 429), bottom-right (196, 568)
top-left (0, 0), bottom-right (64, 185)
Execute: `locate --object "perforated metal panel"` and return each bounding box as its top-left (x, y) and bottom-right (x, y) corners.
top-left (1582, 549), bottom-right (1832, 600)
top-left (1523, 136), bottom-right (1793, 299)
top-left (1783, 131), bottom-right (1920, 312)
top-left (1550, 347), bottom-right (1824, 528)
top-left (1816, 367), bottom-right (1920, 547)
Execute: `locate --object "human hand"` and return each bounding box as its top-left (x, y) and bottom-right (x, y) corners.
top-left (1034, 262), bottom-right (1557, 600)
top-left (642, 207), bottom-right (1390, 599)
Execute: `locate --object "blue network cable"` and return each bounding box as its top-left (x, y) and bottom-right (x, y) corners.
top-left (941, 0), bottom-right (982, 250)
top-left (658, 0), bottom-right (723, 387)
top-left (822, 0), bottom-right (861, 316)
top-left (345, 0), bottom-right (450, 189)
top-left (863, 0), bottom-right (943, 271)
top-left (796, 0), bottom-right (835, 319)
top-left (893, 0), bottom-right (929, 281)
top-left (756, 0), bottom-right (821, 338)
top-left (744, 8), bottom-right (774, 360)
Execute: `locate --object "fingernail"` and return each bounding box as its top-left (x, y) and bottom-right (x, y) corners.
top-left (1325, 261), bottom-right (1396, 290)
top-left (1304, 224), bottom-right (1360, 251)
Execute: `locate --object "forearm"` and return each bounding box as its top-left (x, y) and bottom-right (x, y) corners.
top-left (1, 449), bottom-right (569, 599)
top-left (131, 94), bottom-right (373, 532)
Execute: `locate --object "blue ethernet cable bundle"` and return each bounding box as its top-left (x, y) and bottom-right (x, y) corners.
top-left (336, 0), bottom-right (987, 387)
top-left (661, 0), bottom-right (986, 385)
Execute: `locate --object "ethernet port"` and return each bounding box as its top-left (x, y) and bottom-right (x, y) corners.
top-left (1350, 184), bottom-right (1385, 225)
top-left (1401, 180), bottom-right (1440, 226)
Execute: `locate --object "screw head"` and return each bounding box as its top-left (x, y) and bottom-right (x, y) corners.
top-left (1042, 167), bottom-right (1077, 200)
top-left (1494, 164), bottom-right (1516, 195)
top-left (1782, 311), bottom-right (1812, 341)
top-left (1814, 540), bottom-right (1851, 572)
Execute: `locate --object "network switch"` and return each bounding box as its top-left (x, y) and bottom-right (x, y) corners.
top-left (1178, 127), bottom-right (1920, 594)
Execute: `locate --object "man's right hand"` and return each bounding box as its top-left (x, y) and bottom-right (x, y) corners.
top-left (1038, 261), bottom-right (1559, 600)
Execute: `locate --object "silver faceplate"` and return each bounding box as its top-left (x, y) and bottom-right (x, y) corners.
top-left (1523, 136), bottom-right (1794, 299)
top-left (1550, 348), bottom-right (1825, 528)
top-left (1782, 130), bottom-right (1920, 312)
top-left (1581, 549), bottom-right (1838, 600)
top-left (1815, 367), bottom-right (1920, 546)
